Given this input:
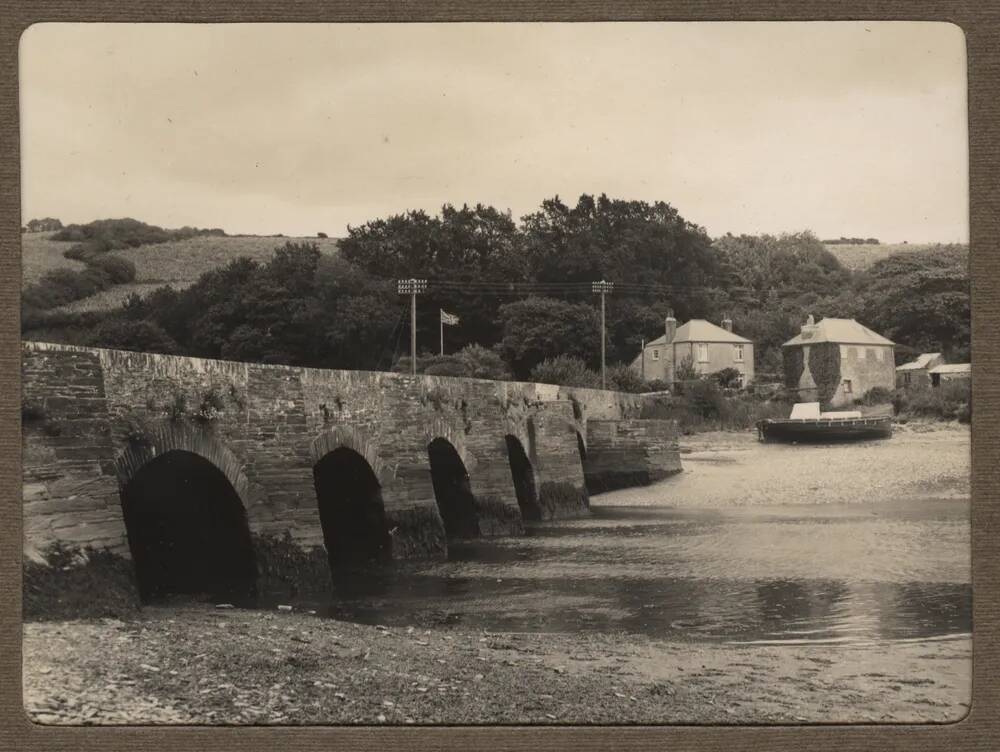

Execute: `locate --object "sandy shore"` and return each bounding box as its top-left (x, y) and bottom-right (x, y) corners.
top-left (23, 604), bottom-right (970, 725)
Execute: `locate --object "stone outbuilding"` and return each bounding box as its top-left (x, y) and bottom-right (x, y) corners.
top-left (631, 313), bottom-right (754, 387)
top-left (782, 316), bottom-right (895, 407)
top-left (896, 353), bottom-right (944, 389)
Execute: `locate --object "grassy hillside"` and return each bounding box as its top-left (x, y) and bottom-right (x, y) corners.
top-left (23, 233), bottom-right (340, 314)
top-left (823, 242), bottom-right (961, 272)
top-left (21, 231), bottom-right (86, 284)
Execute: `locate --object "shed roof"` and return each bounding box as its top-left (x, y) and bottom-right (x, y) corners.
top-left (783, 318), bottom-right (894, 347)
top-left (928, 363), bottom-right (971, 375)
top-left (897, 353), bottom-right (942, 372)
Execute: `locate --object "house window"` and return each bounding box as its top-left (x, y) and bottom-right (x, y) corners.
top-left (842, 379), bottom-right (853, 394)
top-left (904, 372), bottom-right (911, 385)
top-left (875, 348), bottom-right (885, 362)
top-left (858, 348), bottom-right (867, 360)
top-left (652, 349), bottom-right (660, 361)
top-left (697, 344), bottom-right (709, 363)
top-left (734, 344), bottom-right (744, 362)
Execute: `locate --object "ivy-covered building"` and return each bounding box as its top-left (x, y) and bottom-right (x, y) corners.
top-left (782, 316), bottom-right (895, 407)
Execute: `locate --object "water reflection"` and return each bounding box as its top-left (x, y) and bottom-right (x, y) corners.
top-left (257, 500), bottom-right (970, 646)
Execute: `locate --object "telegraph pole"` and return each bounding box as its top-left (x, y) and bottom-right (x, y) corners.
top-left (397, 278), bottom-right (427, 375)
top-left (591, 280), bottom-right (614, 389)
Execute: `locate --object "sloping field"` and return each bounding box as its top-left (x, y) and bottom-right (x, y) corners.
top-left (22, 234), bottom-right (340, 314)
top-left (21, 232), bottom-right (86, 284)
top-left (121, 235), bottom-right (340, 285)
top-left (823, 243), bottom-right (959, 272)
top-left (55, 283), bottom-right (179, 314)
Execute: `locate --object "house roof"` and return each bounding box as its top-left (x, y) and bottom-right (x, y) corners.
top-left (672, 319), bottom-right (752, 344)
top-left (897, 353), bottom-right (942, 372)
top-left (929, 363), bottom-right (971, 375)
top-left (782, 318), bottom-right (895, 347)
top-left (642, 319), bottom-right (751, 347)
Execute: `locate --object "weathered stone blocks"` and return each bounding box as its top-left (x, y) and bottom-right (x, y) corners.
top-left (583, 418), bottom-right (683, 494)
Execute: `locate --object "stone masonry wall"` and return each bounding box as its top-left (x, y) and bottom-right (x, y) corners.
top-left (22, 346), bottom-right (127, 559)
top-left (23, 343), bottom-right (671, 581)
top-left (583, 419), bottom-right (682, 494)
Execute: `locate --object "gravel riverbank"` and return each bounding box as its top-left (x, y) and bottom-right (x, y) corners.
top-left (23, 604), bottom-right (970, 725)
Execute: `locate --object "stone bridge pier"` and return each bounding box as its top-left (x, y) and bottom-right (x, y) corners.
top-left (21, 342), bottom-right (681, 606)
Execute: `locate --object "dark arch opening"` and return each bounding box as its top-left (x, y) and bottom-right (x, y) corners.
top-left (120, 450), bottom-right (257, 603)
top-left (427, 438), bottom-right (479, 539)
top-left (504, 434), bottom-right (541, 521)
top-left (313, 447), bottom-right (392, 570)
top-left (576, 431), bottom-right (588, 462)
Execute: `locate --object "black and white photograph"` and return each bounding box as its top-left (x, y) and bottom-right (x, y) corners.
top-left (19, 21), bottom-right (970, 725)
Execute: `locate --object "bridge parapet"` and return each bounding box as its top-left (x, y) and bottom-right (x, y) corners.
top-left (582, 418), bottom-right (683, 495)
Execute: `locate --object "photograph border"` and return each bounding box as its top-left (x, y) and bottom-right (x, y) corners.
top-left (1, 1), bottom-right (996, 750)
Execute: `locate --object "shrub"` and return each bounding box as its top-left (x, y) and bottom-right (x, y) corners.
top-left (451, 344), bottom-right (512, 381)
top-left (424, 360), bottom-right (469, 377)
top-left (607, 363), bottom-right (645, 393)
top-left (643, 379), bottom-right (671, 393)
top-left (685, 378), bottom-right (725, 419)
top-left (529, 355), bottom-right (601, 389)
top-left (713, 367), bottom-right (744, 389)
top-left (87, 318), bottom-right (178, 354)
top-left (856, 386), bottom-right (893, 406)
top-left (88, 254), bottom-right (137, 284)
top-left (675, 354), bottom-right (698, 381)
top-left (897, 380), bottom-right (971, 423)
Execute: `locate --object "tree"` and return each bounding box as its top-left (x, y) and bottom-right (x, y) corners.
top-left (339, 203), bottom-right (523, 352)
top-left (498, 297), bottom-right (601, 379)
top-left (857, 246), bottom-right (969, 361)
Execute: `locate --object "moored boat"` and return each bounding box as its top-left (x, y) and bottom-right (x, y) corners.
top-left (756, 402), bottom-right (893, 443)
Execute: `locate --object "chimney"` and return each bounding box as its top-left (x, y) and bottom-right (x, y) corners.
top-left (721, 315), bottom-right (733, 333)
top-left (665, 309), bottom-right (677, 343)
top-left (800, 314), bottom-right (817, 338)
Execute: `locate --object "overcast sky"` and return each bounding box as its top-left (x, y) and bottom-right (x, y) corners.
top-left (20, 22), bottom-right (967, 242)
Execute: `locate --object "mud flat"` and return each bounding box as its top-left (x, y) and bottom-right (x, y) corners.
top-left (23, 605), bottom-right (969, 725)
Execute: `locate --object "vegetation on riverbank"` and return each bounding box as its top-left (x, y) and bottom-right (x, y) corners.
top-left (23, 544), bottom-right (140, 621)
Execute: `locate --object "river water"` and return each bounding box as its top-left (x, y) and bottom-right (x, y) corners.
top-left (266, 428), bottom-right (972, 646)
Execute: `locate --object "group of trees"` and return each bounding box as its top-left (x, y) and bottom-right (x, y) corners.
top-left (22, 198), bottom-right (971, 386)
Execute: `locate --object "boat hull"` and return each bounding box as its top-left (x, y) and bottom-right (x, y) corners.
top-left (756, 416), bottom-right (893, 443)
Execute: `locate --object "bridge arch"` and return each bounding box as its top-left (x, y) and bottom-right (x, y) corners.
top-left (114, 423), bottom-right (257, 602)
top-left (310, 426), bottom-right (392, 569)
top-left (427, 436), bottom-right (479, 539)
top-left (504, 433), bottom-right (542, 521)
top-left (114, 422), bottom-right (253, 500)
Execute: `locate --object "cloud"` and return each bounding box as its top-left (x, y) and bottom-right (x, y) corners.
top-left (19, 22), bottom-right (967, 241)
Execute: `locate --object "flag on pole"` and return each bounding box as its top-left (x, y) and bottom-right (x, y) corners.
top-left (440, 309), bottom-right (460, 326)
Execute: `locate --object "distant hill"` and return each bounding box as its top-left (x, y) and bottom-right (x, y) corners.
top-left (22, 229), bottom-right (340, 313)
top-left (823, 242), bottom-right (965, 272)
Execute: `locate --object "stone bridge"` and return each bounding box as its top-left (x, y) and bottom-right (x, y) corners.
top-left (21, 341), bottom-right (681, 602)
